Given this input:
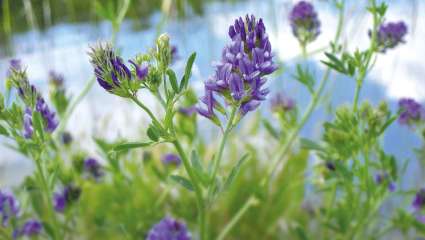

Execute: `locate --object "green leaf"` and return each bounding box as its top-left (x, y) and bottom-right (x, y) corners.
top-left (147, 125), bottom-right (160, 142)
top-left (179, 52), bottom-right (196, 92)
top-left (166, 69), bottom-right (179, 93)
top-left (223, 154), bottom-right (249, 191)
top-left (32, 111), bottom-right (45, 141)
top-left (262, 119), bottom-right (279, 140)
top-left (300, 138), bottom-right (325, 152)
top-left (113, 141), bottom-right (153, 152)
top-left (191, 151), bottom-right (210, 186)
top-left (0, 123), bottom-right (9, 136)
top-left (170, 175), bottom-right (194, 191)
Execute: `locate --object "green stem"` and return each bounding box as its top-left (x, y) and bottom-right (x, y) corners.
top-left (352, 71), bottom-right (365, 112)
top-left (34, 154), bottom-right (60, 240)
top-left (172, 140), bottom-right (206, 240)
top-left (209, 107), bottom-right (237, 186)
top-left (130, 94), bottom-right (163, 130)
top-left (217, 197), bottom-right (258, 240)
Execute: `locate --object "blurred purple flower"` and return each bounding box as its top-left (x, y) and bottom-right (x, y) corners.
top-left (20, 219), bottom-right (42, 237)
top-left (375, 21), bottom-right (407, 52)
top-left (413, 188), bottom-right (425, 211)
top-left (0, 190), bottom-right (20, 226)
top-left (48, 71), bottom-right (65, 88)
top-left (53, 185), bottom-right (81, 213)
top-left (146, 216), bottom-right (191, 240)
top-left (179, 106), bottom-right (197, 116)
top-left (129, 60), bottom-right (149, 81)
top-left (374, 172), bottom-right (396, 192)
top-left (23, 108), bottom-right (33, 139)
top-left (84, 158), bottom-right (104, 179)
top-left (197, 14), bottom-right (277, 121)
top-left (270, 93), bottom-right (295, 112)
top-left (61, 131), bottom-right (73, 145)
top-left (398, 98), bottom-right (424, 126)
top-left (289, 1), bottom-right (321, 45)
top-left (161, 154), bottom-right (181, 167)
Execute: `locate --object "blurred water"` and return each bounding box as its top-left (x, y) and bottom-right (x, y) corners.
top-left (0, 0), bottom-right (423, 189)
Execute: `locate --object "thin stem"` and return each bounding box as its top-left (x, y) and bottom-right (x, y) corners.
top-left (54, 77), bottom-right (96, 137)
top-left (209, 107), bottom-right (238, 186)
top-left (264, 0), bottom-right (345, 185)
top-left (217, 197), bottom-right (258, 240)
top-left (172, 140), bottom-right (206, 240)
top-left (129, 94), bottom-right (163, 129)
top-left (34, 154), bottom-right (60, 240)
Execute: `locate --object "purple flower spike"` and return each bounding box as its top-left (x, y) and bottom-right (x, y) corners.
top-left (375, 21), bottom-right (407, 52)
top-left (270, 93), bottom-right (295, 112)
top-left (146, 216), bottom-right (191, 240)
top-left (398, 98), bottom-right (424, 126)
top-left (412, 188), bottom-right (425, 211)
top-left (289, 1), bottom-right (321, 45)
top-left (21, 219), bottom-right (42, 237)
top-left (161, 154), bottom-right (181, 167)
top-left (198, 14), bottom-right (277, 122)
top-left (36, 97), bottom-right (58, 133)
top-left (84, 158), bottom-right (104, 179)
top-left (0, 190), bottom-right (20, 227)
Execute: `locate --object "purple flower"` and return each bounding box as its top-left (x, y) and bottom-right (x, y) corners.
top-left (375, 21), bottom-right (407, 52)
top-left (198, 14), bottom-right (277, 122)
top-left (36, 97), bottom-right (58, 133)
top-left (374, 172), bottom-right (396, 192)
top-left (270, 93), bottom-right (295, 112)
top-left (7, 59), bottom-right (22, 76)
top-left (171, 45), bottom-right (179, 63)
top-left (289, 1), bottom-right (321, 45)
top-left (61, 131), bottom-right (73, 145)
top-left (53, 185), bottom-right (81, 213)
top-left (0, 190), bottom-right (20, 226)
top-left (325, 161), bottom-right (336, 171)
top-left (23, 108), bottom-right (33, 139)
top-left (417, 215), bottom-right (425, 224)
top-left (129, 60), bottom-right (149, 81)
top-left (161, 154), bottom-right (181, 167)
top-left (146, 216), bottom-right (191, 240)
top-left (48, 71), bottom-right (64, 88)
top-left (412, 188), bottom-right (425, 211)
top-left (178, 106), bottom-right (197, 116)
top-left (398, 98), bottom-right (424, 126)
top-left (84, 158), bottom-right (104, 179)
top-left (20, 219), bottom-right (42, 237)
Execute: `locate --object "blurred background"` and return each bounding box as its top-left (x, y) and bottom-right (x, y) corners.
top-left (0, 0), bottom-right (423, 190)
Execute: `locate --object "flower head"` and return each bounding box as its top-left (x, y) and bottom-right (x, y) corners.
top-left (270, 93), bottom-right (295, 112)
top-left (375, 21), bottom-right (407, 52)
top-left (0, 190), bottom-right (20, 226)
top-left (88, 43), bottom-right (149, 97)
top-left (161, 154), bottom-right (181, 167)
top-left (289, 1), bottom-right (321, 45)
top-left (53, 185), bottom-right (81, 213)
top-left (20, 219), bottom-right (42, 237)
top-left (146, 216), bottom-right (191, 240)
top-left (197, 14), bottom-right (277, 124)
top-left (36, 97), bottom-right (58, 133)
top-left (413, 188), bottom-right (425, 211)
top-left (398, 98), bottom-right (424, 126)
top-left (84, 158), bottom-right (104, 179)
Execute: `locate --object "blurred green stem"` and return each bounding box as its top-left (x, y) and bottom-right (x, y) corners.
top-left (265, 0), bottom-right (345, 185)
top-left (217, 196), bottom-right (258, 240)
top-left (172, 140), bottom-right (207, 240)
top-left (2, 0), bottom-right (11, 35)
top-left (34, 152), bottom-right (60, 240)
top-left (130, 95), bottom-right (163, 130)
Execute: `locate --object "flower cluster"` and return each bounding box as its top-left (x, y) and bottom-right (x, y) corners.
top-left (89, 43), bottom-right (149, 97)
top-left (6, 60), bottom-right (59, 138)
top-left (53, 185), bottom-right (81, 213)
top-left (84, 158), bottom-right (104, 179)
top-left (161, 153), bottom-right (181, 167)
top-left (375, 21), bottom-right (407, 52)
top-left (374, 172), bottom-right (396, 192)
top-left (289, 1), bottom-right (321, 46)
top-left (146, 216), bottom-right (191, 240)
top-left (0, 190), bottom-right (20, 226)
top-left (16, 219), bottom-right (43, 237)
top-left (197, 14), bottom-right (277, 124)
top-left (270, 93), bottom-right (295, 112)
top-left (398, 98), bottom-right (424, 126)
top-left (412, 188), bottom-right (425, 211)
